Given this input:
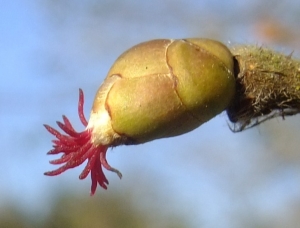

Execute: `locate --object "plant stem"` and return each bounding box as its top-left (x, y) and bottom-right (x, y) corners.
top-left (227, 45), bottom-right (300, 132)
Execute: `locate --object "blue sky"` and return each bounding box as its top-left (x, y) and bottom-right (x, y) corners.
top-left (2, 0), bottom-right (300, 227)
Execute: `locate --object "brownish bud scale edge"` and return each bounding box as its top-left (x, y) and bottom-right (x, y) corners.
top-left (227, 45), bottom-right (300, 132)
top-left (89, 38), bottom-right (236, 146)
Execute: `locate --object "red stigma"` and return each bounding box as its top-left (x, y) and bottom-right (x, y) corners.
top-left (44, 89), bottom-right (122, 195)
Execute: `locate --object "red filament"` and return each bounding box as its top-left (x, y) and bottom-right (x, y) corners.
top-left (44, 89), bottom-right (121, 195)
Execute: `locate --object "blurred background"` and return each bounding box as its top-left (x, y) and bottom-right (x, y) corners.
top-left (2, 0), bottom-right (300, 227)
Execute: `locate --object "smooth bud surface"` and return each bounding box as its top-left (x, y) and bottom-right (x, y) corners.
top-left (90, 38), bottom-right (235, 145)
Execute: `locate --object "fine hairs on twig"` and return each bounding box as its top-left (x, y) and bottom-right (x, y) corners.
top-left (227, 45), bottom-right (300, 132)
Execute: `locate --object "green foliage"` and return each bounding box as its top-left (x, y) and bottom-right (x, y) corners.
top-left (0, 206), bottom-right (31, 228)
top-left (0, 192), bottom-right (188, 228)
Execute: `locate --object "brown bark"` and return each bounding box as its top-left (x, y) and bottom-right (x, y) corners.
top-left (227, 45), bottom-right (300, 132)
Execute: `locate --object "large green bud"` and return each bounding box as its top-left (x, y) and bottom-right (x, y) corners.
top-left (44, 38), bottom-right (236, 194)
top-left (89, 38), bottom-right (235, 146)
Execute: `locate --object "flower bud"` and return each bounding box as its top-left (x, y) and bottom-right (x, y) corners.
top-left (90, 38), bottom-right (235, 146)
top-left (44, 38), bottom-right (236, 194)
